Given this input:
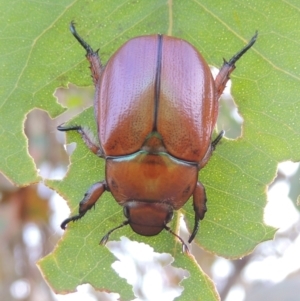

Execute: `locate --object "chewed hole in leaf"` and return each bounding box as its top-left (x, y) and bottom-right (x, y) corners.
top-left (55, 283), bottom-right (120, 301)
top-left (25, 84), bottom-right (94, 180)
top-left (24, 109), bottom-right (69, 179)
top-left (107, 237), bottom-right (190, 301)
top-left (264, 161), bottom-right (300, 231)
top-left (54, 83), bottom-right (93, 109)
top-left (64, 142), bottom-right (77, 156)
top-left (211, 67), bottom-right (243, 139)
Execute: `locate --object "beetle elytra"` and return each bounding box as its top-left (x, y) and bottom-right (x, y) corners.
top-left (60, 22), bottom-right (257, 252)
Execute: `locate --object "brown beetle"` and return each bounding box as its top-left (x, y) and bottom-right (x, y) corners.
top-left (60, 22), bottom-right (257, 251)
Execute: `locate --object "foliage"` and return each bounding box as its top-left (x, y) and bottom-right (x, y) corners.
top-left (1, 0), bottom-right (299, 300)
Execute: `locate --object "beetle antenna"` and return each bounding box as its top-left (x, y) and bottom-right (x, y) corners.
top-left (100, 221), bottom-right (129, 245)
top-left (70, 21), bottom-right (94, 54)
top-left (164, 226), bottom-right (190, 254)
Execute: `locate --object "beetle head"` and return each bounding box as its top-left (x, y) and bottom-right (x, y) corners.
top-left (99, 200), bottom-right (189, 253)
top-left (124, 201), bottom-right (173, 236)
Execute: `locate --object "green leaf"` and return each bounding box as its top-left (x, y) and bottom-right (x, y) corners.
top-left (2, 0), bottom-right (300, 300)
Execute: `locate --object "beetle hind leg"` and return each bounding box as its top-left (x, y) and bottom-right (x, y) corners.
top-left (61, 181), bottom-right (106, 230)
top-left (188, 182), bottom-right (207, 243)
top-left (70, 21), bottom-right (94, 55)
top-left (70, 22), bottom-right (103, 85)
top-left (214, 32), bottom-right (257, 99)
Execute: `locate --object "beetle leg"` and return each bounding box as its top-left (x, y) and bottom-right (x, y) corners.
top-left (214, 32), bottom-right (257, 99)
top-left (188, 182), bottom-right (207, 243)
top-left (61, 181), bottom-right (106, 229)
top-left (57, 124), bottom-right (104, 157)
top-left (199, 130), bottom-right (224, 169)
top-left (211, 130), bottom-right (225, 150)
top-left (70, 21), bottom-right (103, 85)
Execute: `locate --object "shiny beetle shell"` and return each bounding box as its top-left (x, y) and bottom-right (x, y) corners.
top-left (59, 23), bottom-right (257, 251)
top-left (99, 35), bottom-right (216, 163)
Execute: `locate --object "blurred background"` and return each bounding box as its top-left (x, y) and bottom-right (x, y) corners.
top-left (0, 82), bottom-right (299, 301)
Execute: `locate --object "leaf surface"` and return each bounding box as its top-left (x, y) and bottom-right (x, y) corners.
top-left (1, 0), bottom-right (299, 300)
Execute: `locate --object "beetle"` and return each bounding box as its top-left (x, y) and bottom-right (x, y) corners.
top-left (60, 22), bottom-right (257, 251)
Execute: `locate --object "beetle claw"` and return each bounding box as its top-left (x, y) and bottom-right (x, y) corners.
top-left (227, 31), bottom-right (258, 67)
top-left (60, 213), bottom-right (84, 230)
top-left (211, 130), bottom-right (225, 149)
top-left (99, 235), bottom-right (109, 245)
top-left (70, 21), bottom-right (76, 32)
top-left (69, 22), bottom-right (94, 55)
top-left (57, 124), bottom-right (81, 132)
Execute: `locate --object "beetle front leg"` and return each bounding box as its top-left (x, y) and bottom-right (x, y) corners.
top-left (58, 124), bottom-right (104, 157)
top-left (214, 32), bottom-right (257, 99)
top-left (188, 182), bottom-right (207, 243)
top-left (61, 181), bottom-right (107, 229)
